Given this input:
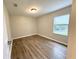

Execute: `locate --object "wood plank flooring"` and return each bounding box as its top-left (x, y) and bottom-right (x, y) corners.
top-left (11, 35), bottom-right (67, 59)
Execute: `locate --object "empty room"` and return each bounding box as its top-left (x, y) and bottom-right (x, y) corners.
top-left (3, 0), bottom-right (76, 59)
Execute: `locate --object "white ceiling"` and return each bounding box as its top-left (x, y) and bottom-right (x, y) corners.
top-left (4, 0), bottom-right (72, 17)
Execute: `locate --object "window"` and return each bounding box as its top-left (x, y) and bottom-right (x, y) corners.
top-left (53, 14), bottom-right (70, 36)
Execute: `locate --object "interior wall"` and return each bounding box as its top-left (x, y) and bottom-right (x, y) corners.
top-left (10, 16), bottom-right (37, 39)
top-left (67, 0), bottom-right (76, 59)
top-left (37, 6), bottom-right (71, 45)
top-left (3, 5), bottom-right (11, 41)
top-left (3, 4), bottom-right (12, 59)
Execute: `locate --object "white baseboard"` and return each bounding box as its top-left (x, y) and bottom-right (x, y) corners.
top-left (12, 33), bottom-right (37, 40)
top-left (38, 34), bottom-right (67, 46)
top-left (12, 33), bottom-right (67, 46)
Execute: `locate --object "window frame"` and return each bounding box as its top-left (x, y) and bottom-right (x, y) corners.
top-left (52, 14), bottom-right (70, 36)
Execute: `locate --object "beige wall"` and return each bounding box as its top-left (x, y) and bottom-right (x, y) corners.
top-left (37, 6), bottom-right (71, 45)
top-left (10, 16), bottom-right (37, 39)
top-left (67, 0), bottom-right (76, 59)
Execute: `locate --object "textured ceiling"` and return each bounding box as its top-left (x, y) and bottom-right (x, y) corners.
top-left (4, 0), bottom-right (72, 17)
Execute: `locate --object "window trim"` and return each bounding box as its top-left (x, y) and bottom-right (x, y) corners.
top-left (52, 14), bottom-right (70, 36)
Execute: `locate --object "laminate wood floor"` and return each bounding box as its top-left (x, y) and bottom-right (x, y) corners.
top-left (11, 35), bottom-right (67, 59)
